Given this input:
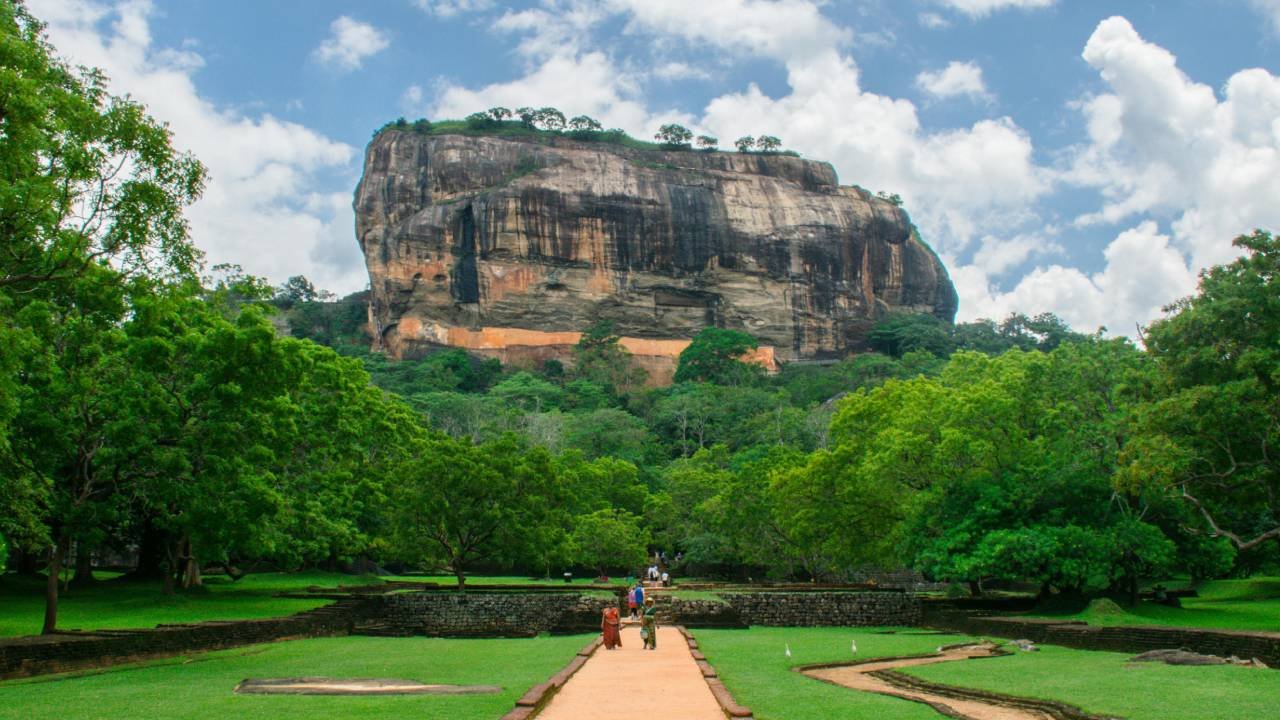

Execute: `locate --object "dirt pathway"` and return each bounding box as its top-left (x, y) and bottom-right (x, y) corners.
top-left (803, 644), bottom-right (1056, 720)
top-left (536, 625), bottom-right (723, 720)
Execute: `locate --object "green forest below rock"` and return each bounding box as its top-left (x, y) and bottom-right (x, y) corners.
top-left (2, 1), bottom-right (1279, 637)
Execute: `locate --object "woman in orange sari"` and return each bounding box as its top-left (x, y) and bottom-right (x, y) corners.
top-left (601, 605), bottom-right (622, 649)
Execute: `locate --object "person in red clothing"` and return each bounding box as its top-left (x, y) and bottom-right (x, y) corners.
top-left (601, 605), bottom-right (622, 649)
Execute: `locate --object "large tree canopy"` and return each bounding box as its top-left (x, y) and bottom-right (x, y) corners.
top-left (1123, 230), bottom-right (1280, 552)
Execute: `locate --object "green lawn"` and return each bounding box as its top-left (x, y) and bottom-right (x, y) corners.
top-left (906, 643), bottom-right (1280, 720)
top-left (697, 626), bottom-right (1280, 720)
top-left (0, 634), bottom-right (587, 720)
top-left (1030, 577), bottom-right (1280, 632)
top-left (0, 572), bottom-right (382, 638)
top-left (694, 627), bottom-right (981, 720)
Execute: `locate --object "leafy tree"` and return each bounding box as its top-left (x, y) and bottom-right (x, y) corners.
top-left (388, 435), bottom-right (564, 588)
top-left (465, 111), bottom-right (494, 129)
top-left (489, 371), bottom-right (565, 412)
top-left (695, 135), bottom-right (718, 150)
top-left (1121, 230), bottom-right (1280, 552)
top-left (534, 107), bottom-right (566, 131)
top-left (867, 312), bottom-right (955, 358)
top-left (563, 408), bottom-right (659, 468)
top-left (646, 447), bottom-right (734, 567)
top-left (733, 136), bottom-right (756, 152)
top-left (876, 191), bottom-right (904, 206)
top-left (0, 3), bottom-right (206, 295)
top-left (516, 107), bottom-right (538, 127)
top-left (567, 115), bottom-right (602, 133)
top-left (655, 123), bottom-right (694, 148)
top-left (558, 452), bottom-right (649, 516)
top-left (571, 320), bottom-right (646, 394)
top-left (571, 509), bottom-right (647, 577)
top-left (756, 135), bottom-right (782, 152)
top-left (674, 327), bottom-right (763, 385)
top-left (487, 106), bottom-right (513, 121)
top-left (273, 275), bottom-right (327, 308)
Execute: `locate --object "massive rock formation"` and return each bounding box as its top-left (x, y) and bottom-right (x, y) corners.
top-left (356, 130), bottom-right (957, 383)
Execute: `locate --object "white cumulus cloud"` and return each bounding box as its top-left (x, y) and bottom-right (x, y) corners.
top-left (312, 16), bottom-right (390, 72)
top-left (412, 0), bottom-right (495, 17)
top-left (954, 222), bottom-right (1198, 334)
top-left (916, 61), bottom-right (990, 100)
top-left (1065, 16), bottom-right (1280, 270)
top-left (1248, 0), bottom-right (1280, 33)
top-left (29, 0), bottom-right (366, 294)
top-left (934, 0), bottom-right (1056, 17)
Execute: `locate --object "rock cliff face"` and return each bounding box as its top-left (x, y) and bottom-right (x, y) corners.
top-left (355, 131), bottom-right (957, 382)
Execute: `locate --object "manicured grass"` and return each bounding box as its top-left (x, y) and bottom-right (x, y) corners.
top-left (0, 572), bottom-right (381, 638)
top-left (1031, 577), bottom-right (1280, 632)
top-left (0, 634), bottom-right (588, 720)
top-left (905, 643), bottom-right (1280, 720)
top-left (695, 627), bottom-right (980, 720)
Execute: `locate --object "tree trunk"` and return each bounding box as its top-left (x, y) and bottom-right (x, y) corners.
top-left (71, 543), bottom-right (95, 586)
top-left (1128, 575), bottom-right (1140, 607)
top-left (178, 536), bottom-right (202, 589)
top-left (968, 580), bottom-right (983, 598)
top-left (454, 566), bottom-right (466, 591)
top-left (162, 537), bottom-right (181, 595)
top-left (42, 536), bottom-right (69, 635)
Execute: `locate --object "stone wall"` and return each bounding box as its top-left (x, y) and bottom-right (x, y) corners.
top-left (721, 591), bottom-right (921, 627)
top-left (929, 615), bottom-right (1280, 667)
top-left (0, 597), bottom-right (376, 679)
top-left (379, 591), bottom-right (616, 637)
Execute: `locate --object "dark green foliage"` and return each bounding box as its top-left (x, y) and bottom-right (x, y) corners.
top-left (674, 327), bottom-right (763, 385)
top-left (571, 509), bottom-right (648, 576)
top-left (696, 135), bottom-right (718, 150)
top-left (387, 434), bottom-right (566, 587)
top-left (1122, 230), bottom-right (1280, 552)
top-left (756, 135), bottom-right (782, 152)
top-left (734, 136), bottom-right (756, 152)
top-left (867, 312), bottom-right (955, 358)
top-left (655, 123), bottom-right (694, 148)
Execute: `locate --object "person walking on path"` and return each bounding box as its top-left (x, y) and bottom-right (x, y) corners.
top-left (630, 581), bottom-right (644, 619)
top-left (641, 597), bottom-right (658, 650)
top-left (601, 605), bottom-right (622, 649)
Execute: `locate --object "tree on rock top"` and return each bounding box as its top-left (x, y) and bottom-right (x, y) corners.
top-left (655, 123), bottom-right (694, 148)
top-left (675, 327), bottom-right (764, 386)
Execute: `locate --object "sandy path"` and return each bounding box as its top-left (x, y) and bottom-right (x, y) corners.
top-left (804, 645), bottom-right (1055, 720)
top-left (536, 625), bottom-right (723, 720)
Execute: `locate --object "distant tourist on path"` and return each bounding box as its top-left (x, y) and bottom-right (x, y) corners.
top-left (630, 582), bottom-right (644, 619)
top-left (641, 597), bottom-right (658, 650)
top-left (601, 605), bottom-right (622, 649)
top-left (661, 570), bottom-right (670, 587)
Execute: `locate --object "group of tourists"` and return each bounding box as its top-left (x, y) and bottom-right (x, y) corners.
top-left (600, 581), bottom-right (658, 650)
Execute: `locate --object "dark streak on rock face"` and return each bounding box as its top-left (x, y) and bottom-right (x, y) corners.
top-left (355, 131), bottom-right (959, 364)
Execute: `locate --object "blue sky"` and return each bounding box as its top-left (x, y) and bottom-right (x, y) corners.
top-left (28, 0), bottom-right (1280, 335)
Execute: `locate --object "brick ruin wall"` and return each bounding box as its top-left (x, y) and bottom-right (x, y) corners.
top-left (719, 591), bottom-right (922, 627)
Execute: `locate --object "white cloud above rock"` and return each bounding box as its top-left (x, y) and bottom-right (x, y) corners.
top-left (1066, 16), bottom-right (1280, 269)
top-left (411, 0), bottom-right (495, 18)
top-left (916, 61), bottom-right (990, 100)
top-left (312, 16), bottom-right (390, 72)
top-left (30, 0), bottom-right (367, 294)
top-left (934, 0), bottom-right (1056, 17)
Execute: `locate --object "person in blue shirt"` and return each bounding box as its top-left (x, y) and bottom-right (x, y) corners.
top-left (630, 582), bottom-right (644, 620)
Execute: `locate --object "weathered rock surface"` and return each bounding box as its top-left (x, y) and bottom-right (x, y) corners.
top-left (355, 131), bottom-right (957, 381)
